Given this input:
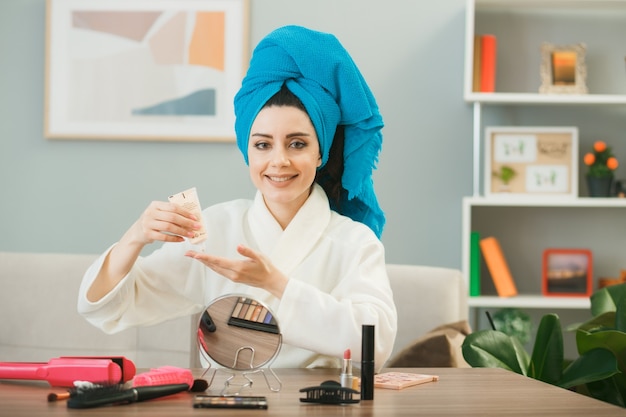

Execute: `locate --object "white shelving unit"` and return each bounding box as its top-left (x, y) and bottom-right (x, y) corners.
top-left (462, 0), bottom-right (626, 317)
top-left (467, 295), bottom-right (589, 309)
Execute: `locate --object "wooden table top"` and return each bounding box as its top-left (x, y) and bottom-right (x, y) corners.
top-left (0, 367), bottom-right (624, 416)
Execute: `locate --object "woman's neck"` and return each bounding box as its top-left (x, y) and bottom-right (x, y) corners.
top-left (263, 186), bottom-right (314, 230)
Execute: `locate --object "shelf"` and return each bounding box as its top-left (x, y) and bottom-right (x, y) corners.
top-left (464, 93), bottom-right (626, 105)
top-left (468, 295), bottom-right (590, 309)
top-left (464, 0), bottom-right (626, 101)
top-left (475, 0), bottom-right (626, 12)
top-left (462, 0), bottom-right (623, 326)
top-left (464, 196), bottom-right (626, 208)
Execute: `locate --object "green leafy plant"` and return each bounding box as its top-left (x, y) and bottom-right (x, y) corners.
top-left (584, 140), bottom-right (619, 179)
top-left (492, 308), bottom-right (532, 345)
top-left (462, 283), bottom-right (626, 407)
top-left (493, 165), bottom-right (516, 185)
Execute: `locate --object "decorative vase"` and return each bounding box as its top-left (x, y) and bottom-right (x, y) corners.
top-left (586, 175), bottom-right (613, 197)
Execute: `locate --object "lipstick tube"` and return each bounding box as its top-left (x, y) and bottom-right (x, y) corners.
top-left (340, 349), bottom-right (353, 389)
top-left (360, 324), bottom-right (375, 400)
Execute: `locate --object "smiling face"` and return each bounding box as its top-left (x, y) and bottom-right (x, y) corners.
top-left (248, 105), bottom-right (322, 227)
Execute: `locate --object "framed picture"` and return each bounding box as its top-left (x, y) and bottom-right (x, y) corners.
top-left (44, 0), bottom-right (249, 141)
top-left (539, 42), bottom-right (588, 94)
top-left (542, 249), bottom-right (592, 297)
top-left (484, 126), bottom-right (578, 198)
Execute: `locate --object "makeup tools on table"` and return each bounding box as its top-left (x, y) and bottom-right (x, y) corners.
top-left (299, 380), bottom-right (360, 405)
top-left (132, 366), bottom-right (194, 387)
top-left (340, 348), bottom-right (353, 389)
top-left (132, 366), bottom-right (208, 392)
top-left (193, 395), bottom-right (269, 409)
top-left (361, 324), bottom-right (375, 400)
top-left (0, 356), bottom-right (135, 387)
top-left (298, 347), bottom-right (361, 405)
top-left (47, 391), bottom-right (71, 402)
top-left (47, 365), bottom-right (209, 403)
top-left (374, 372), bottom-right (439, 390)
top-left (67, 383), bottom-right (190, 409)
top-left (61, 355), bottom-right (136, 382)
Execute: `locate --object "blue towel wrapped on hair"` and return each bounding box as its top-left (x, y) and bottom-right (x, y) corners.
top-left (234, 25), bottom-right (385, 238)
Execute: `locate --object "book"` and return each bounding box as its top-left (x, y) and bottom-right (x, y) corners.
top-left (479, 236), bottom-right (518, 297)
top-left (472, 35), bottom-right (482, 92)
top-left (469, 231), bottom-right (481, 296)
top-left (479, 34), bottom-right (496, 93)
top-left (374, 372), bottom-right (439, 390)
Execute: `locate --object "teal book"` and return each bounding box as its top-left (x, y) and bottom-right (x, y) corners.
top-left (469, 231), bottom-right (481, 296)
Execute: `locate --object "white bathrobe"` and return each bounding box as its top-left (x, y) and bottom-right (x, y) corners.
top-left (78, 185), bottom-right (397, 369)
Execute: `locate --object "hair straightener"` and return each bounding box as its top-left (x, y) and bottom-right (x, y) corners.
top-left (0, 356), bottom-right (135, 387)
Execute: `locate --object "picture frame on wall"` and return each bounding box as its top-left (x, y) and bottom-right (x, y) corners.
top-left (484, 126), bottom-right (578, 198)
top-left (539, 42), bottom-right (588, 94)
top-left (542, 248), bottom-right (593, 297)
top-left (44, 0), bottom-right (249, 141)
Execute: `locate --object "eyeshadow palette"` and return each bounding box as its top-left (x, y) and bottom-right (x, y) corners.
top-left (228, 297), bottom-right (279, 334)
top-left (193, 395), bottom-right (268, 409)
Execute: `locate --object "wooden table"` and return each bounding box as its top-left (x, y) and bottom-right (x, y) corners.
top-left (0, 368), bottom-right (624, 416)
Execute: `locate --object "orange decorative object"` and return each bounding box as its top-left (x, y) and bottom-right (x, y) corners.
top-left (598, 277), bottom-right (624, 289)
top-left (593, 141), bottom-right (607, 153)
top-left (583, 153), bottom-right (595, 166)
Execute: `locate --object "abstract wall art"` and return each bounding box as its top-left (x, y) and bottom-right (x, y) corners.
top-left (45, 0), bottom-right (249, 141)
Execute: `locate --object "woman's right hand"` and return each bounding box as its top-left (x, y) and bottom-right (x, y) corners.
top-left (130, 200), bottom-right (202, 245)
top-left (86, 201), bottom-right (201, 302)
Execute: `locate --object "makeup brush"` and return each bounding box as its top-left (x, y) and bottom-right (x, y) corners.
top-left (67, 383), bottom-right (190, 409)
top-left (47, 391), bottom-right (71, 402)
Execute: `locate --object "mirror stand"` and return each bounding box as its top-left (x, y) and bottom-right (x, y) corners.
top-left (200, 363), bottom-right (282, 395)
top-left (196, 295), bottom-right (283, 395)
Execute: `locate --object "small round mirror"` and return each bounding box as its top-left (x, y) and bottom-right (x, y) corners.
top-left (197, 295), bottom-right (281, 371)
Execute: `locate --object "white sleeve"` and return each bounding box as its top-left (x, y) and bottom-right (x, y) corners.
top-left (275, 238), bottom-right (397, 370)
top-left (77, 243), bottom-right (206, 334)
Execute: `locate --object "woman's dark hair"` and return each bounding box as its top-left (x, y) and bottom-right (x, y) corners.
top-left (264, 84), bottom-right (346, 207)
top-left (315, 126), bottom-right (345, 208)
top-left (263, 84), bottom-right (307, 112)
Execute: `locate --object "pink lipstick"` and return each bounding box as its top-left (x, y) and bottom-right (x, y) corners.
top-left (340, 348), bottom-right (353, 389)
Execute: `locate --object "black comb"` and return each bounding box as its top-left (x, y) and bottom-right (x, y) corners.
top-left (67, 383), bottom-right (189, 409)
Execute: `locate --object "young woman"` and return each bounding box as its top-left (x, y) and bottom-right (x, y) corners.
top-left (78, 25), bottom-right (397, 369)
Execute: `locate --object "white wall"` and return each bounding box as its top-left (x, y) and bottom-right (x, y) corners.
top-left (0, 0), bottom-right (471, 269)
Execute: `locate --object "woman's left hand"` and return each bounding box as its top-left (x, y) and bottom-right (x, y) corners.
top-left (185, 244), bottom-right (288, 298)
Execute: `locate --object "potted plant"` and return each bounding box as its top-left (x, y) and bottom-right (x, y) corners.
top-left (491, 308), bottom-right (532, 345)
top-left (584, 140), bottom-right (619, 197)
top-left (493, 165), bottom-right (516, 192)
top-left (461, 283), bottom-right (626, 407)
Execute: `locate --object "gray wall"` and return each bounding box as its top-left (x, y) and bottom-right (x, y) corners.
top-left (0, 0), bottom-right (471, 269)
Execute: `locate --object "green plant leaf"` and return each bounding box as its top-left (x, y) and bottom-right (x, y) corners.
top-left (529, 314), bottom-right (563, 384)
top-left (615, 290), bottom-right (626, 333)
top-left (576, 311), bottom-right (616, 333)
top-left (591, 283), bottom-right (626, 317)
top-left (584, 375), bottom-right (626, 408)
top-left (559, 348), bottom-right (620, 389)
top-left (576, 329), bottom-right (626, 373)
top-left (461, 330), bottom-right (530, 375)
top-left (462, 284), bottom-right (626, 407)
